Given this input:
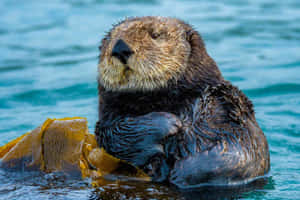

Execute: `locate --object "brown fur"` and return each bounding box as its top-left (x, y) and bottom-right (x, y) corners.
top-left (96, 16), bottom-right (270, 187)
top-left (98, 16), bottom-right (222, 92)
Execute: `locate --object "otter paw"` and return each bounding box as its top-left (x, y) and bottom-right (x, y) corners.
top-left (141, 112), bottom-right (182, 140)
top-left (119, 112), bottom-right (182, 167)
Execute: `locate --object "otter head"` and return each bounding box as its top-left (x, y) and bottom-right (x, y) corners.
top-left (98, 16), bottom-right (222, 92)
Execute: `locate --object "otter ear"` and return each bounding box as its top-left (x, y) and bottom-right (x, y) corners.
top-left (99, 36), bottom-right (109, 51)
top-left (185, 29), bottom-right (194, 43)
top-left (98, 38), bottom-right (105, 51)
top-left (185, 29), bottom-right (205, 50)
top-left (98, 44), bottom-right (102, 51)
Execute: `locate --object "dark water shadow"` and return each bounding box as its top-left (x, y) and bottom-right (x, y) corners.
top-left (0, 166), bottom-right (275, 199)
top-left (178, 177), bottom-right (275, 200)
top-left (89, 177), bottom-right (275, 200)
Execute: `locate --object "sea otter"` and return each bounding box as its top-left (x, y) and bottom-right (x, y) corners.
top-left (95, 16), bottom-right (270, 187)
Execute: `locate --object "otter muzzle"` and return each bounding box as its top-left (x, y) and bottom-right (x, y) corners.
top-left (111, 39), bottom-right (133, 65)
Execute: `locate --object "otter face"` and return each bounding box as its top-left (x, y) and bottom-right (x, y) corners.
top-left (98, 16), bottom-right (192, 92)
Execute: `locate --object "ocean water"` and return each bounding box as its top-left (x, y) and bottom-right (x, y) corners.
top-left (0, 0), bottom-right (299, 199)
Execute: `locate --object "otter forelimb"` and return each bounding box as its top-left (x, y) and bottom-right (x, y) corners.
top-left (96, 112), bottom-right (182, 169)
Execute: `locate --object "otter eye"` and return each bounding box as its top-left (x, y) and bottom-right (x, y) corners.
top-left (150, 32), bottom-right (160, 40)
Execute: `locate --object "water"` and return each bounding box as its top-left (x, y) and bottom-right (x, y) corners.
top-left (0, 0), bottom-right (299, 199)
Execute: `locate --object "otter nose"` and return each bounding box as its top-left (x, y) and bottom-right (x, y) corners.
top-left (111, 39), bottom-right (134, 65)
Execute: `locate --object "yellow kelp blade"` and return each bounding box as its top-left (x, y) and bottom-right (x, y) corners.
top-left (0, 132), bottom-right (29, 158)
top-left (0, 117), bottom-right (150, 183)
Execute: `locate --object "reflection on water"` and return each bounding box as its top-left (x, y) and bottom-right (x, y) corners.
top-left (0, 0), bottom-right (300, 199)
top-left (0, 169), bottom-right (274, 200)
top-left (89, 177), bottom-right (274, 200)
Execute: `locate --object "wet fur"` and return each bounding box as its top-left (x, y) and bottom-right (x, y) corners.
top-left (95, 16), bottom-right (270, 187)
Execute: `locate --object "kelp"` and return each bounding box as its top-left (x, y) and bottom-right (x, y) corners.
top-left (0, 117), bottom-right (150, 185)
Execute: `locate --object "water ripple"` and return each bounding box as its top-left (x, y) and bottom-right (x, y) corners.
top-left (0, 0), bottom-right (300, 199)
top-left (245, 83), bottom-right (300, 97)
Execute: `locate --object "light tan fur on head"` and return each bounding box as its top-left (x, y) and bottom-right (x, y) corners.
top-left (98, 16), bottom-right (193, 92)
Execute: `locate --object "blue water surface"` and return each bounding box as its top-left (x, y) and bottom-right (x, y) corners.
top-left (0, 0), bottom-right (299, 199)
